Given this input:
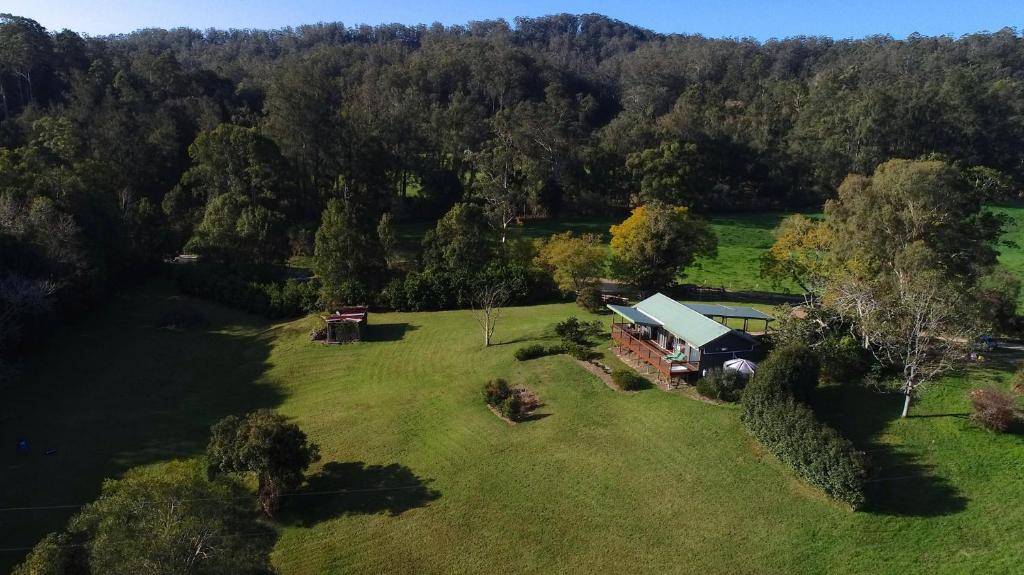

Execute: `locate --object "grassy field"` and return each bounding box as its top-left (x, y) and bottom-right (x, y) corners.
top-left (2, 283), bottom-right (1023, 574)
top-left (992, 205), bottom-right (1024, 307)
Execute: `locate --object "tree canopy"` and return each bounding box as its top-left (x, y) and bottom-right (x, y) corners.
top-left (609, 203), bottom-right (717, 294)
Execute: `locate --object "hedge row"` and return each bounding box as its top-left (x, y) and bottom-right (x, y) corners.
top-left (174, 265), bottom-right (320, 319)
top-left (740, 345), bottom-right (868, 509)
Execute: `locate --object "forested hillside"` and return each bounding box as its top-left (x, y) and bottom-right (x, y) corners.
top-left (2, 12), bottom-right (1023, 359)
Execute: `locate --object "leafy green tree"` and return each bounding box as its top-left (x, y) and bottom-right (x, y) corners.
top-left (422, 202), bottom-right (496, 273)
top-left (186, 193), bottom-right (288, 268)
top-left (313, 198), bottom-right (386, 306)
top-left (206, 409), bottom-right (321, 516)
top-left (826, 159), bottom-right (1005, 281)
top-left (821, 159), bottom-right (1007, 416)
top-left (535, 232), bottom-right (606, 296)
top-left (760, 214), bottom-right (830, 294)
top-left (15, 460), bottom-right (273, 575)
top-left (974, 266), bottom-right (1021, 333)
top-left (608, 202), bottom-right (717, 295)
top-left (169, 124), bottom-right (293, 266)
top-left (626, 140), bottom-right (704, 206)
top-left (377, 212), bottom-right (397, 268)
top-left (11, 532), bottom-right (87, 575)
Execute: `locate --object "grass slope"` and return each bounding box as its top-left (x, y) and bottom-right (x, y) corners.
top-left (992, 205), bottom-right (1024, 307)
top-left (3, 283), bottom-right (1022, 574)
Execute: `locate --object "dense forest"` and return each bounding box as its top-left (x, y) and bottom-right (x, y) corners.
top-left (2, 12), bottom-right (1023, 362)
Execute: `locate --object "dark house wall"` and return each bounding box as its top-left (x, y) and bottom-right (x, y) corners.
top-left (699, 331), bottom-right (759, 370)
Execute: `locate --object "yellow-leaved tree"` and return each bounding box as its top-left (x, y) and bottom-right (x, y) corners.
top-left (608, 203), bottom-right (717, 296)
top-left (535, 232), bottom-right (606, 299)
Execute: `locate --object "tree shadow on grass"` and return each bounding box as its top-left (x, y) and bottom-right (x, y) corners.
top-left (814, 384), bottom-right (967, 517)
top-left (0, 283), bottom-right (284, 570)
top-left (282, 461), bottom-right (440, 527)
top-left (366, 322), bottom-right (418, 342)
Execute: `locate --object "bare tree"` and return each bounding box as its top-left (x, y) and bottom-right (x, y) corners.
top-left (828, 266), bottom-right (976, 417)
top-left (468, 280), bottom-right (512, 347)
top-left (471, 125), bottom-right (527, 244)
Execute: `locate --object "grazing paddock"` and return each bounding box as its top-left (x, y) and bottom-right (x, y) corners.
top-left (2, 283), bottom-right (1023, 574)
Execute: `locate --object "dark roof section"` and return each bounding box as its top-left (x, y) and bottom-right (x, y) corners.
top-left (681, 303), bottom-right (774, 321)
top-left (607, 304), bottom-right (662, 326)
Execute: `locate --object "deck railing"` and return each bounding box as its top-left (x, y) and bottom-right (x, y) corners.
top-left (610, 323), bottom-right (697, 380)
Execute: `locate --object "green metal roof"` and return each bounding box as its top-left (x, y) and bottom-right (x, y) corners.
top-left (681, 303), bottom-right (774, 321)
top-left (634, 293), bottom-right (733, 348)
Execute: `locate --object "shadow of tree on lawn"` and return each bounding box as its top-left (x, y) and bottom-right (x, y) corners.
top-left (814, 384), bottom-right (967, 517)
top-left (282, 461), bottom-right (440, 527)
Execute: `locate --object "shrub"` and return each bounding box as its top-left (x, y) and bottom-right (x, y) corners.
top-left (742, 394), bottom-right (867, 509)
top-left (562, 342), bottom-right (600, 361)
top-left (612, 369), bottom-right (649, 391)
top-left (554, 316), bottom-right (604, 345)
top-left (174, 264), bottom-right (321, 319)
top-left (483, 379), bottom-right (539, 421)
top-left (696, 368), bottom-right (747, 402)
top-left (514, 344), bottom-right (550, 361)
top-left (499, 394), bottom-right (522, 419)
top-left (575, 285), bottom-right (604, 312)
top-left (969, 388), bottom-right (1019, 432)
top-left (752, 344), bottom-right (821, 402)
top-left (819, 335), bottom-right (868, 383)
top-left (482, 378), bottom-right (512, 407)
top-left (740, 345), bottom-right (867, 509)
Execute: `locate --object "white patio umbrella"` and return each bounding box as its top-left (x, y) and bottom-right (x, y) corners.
top-left (723, 358), bottom-right (757, 375)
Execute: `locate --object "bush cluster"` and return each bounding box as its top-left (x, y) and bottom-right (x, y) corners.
top-left (740, 344), bottom-right (867, 509)
top-left (561, 342), bottom-right (600, 361)
top-left (513, 344), bottom-right (564, 361)
top-left (611, 369), bottom-right (649, 391)
top-left (175, 265), bottom-right (320, 319)
top-left (575, 286), bottom-right (605, 312)
top-left (969, 388), bottom-right (1020, 432)
top-left (482, 378), bottom-right (540, 421)
top-left (554, 316), bottom-right (604, 345)
top-left (695, 368), bottom-right (747, 402)
top-left (384, 263), bottom-right (556, 312)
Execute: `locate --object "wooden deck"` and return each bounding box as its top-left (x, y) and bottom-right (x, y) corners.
top-left (610, 324), bottom-right (698, 381)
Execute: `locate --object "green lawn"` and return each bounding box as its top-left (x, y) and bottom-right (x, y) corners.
top-left (3, 283), bottom-right (1023, 574)
top-left (992, 205), bottom-right (1024, 307)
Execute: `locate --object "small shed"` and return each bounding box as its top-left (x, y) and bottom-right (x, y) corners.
top-left (321, 306), bottom-right (368, 343)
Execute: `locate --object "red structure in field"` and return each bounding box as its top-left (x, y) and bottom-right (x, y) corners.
top-left (321, 306), bottom-right (368, 343)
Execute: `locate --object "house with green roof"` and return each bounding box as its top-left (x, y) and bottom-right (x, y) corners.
top-left (608, 293), bottom-right (772, 385)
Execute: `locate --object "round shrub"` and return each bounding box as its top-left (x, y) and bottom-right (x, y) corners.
top-left (612, 369), bottom-right (649, 391)
top-left (514, 344), bottom-right (549, 361)
top-left (483, 378), bottom-right (511, 407)
top-left (753, 344), bottom-right (821, 402)
top-left (696, 368), bottom-right (747, 402)
top-left (969, 388), bottom-right (1020, 432)
top-left (575, 286), bottom-right (604, 312)
top-left (563, 342), bottom-right (600, 361)
top-left (499, 395), bottom-right (523, 420)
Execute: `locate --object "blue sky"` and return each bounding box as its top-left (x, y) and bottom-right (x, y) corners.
top-left (6, 0), bottom-right (1024, 39)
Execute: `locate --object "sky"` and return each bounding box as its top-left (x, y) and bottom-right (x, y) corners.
top-left (5, 0), bottom-right (1024, 40)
